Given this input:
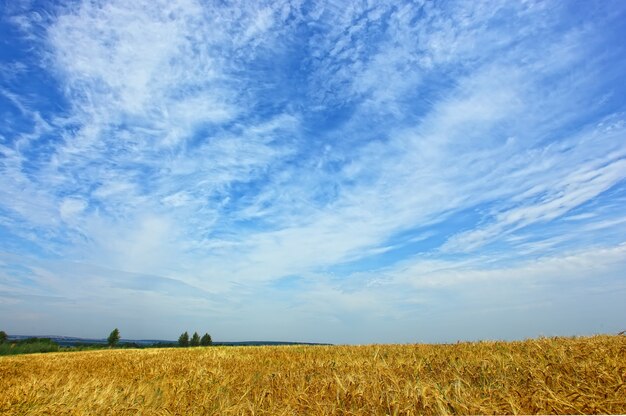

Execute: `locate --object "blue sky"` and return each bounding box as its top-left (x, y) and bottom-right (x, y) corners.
top-left (1, 0), bottom-right (625, 344)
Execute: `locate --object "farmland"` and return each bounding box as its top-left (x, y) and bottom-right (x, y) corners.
top-left (1, 335), bottom-right (624, 415)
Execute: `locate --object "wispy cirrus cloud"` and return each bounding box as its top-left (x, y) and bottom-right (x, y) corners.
top-left (0, 0), bottom-right (625, 342)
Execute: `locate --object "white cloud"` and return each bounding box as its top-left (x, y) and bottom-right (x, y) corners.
top-left (390, 244), bottom-right (626, 289)
top-left (442, 128), bottom-right (626, 252)
top-left (59, 197), bottom-right (87, 222)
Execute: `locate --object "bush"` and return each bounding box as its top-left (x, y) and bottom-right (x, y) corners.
top-left (0, 338), bottom-right (60, 356)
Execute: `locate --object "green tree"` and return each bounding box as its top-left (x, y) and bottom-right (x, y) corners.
top-left (107, 328), bottom-right (120, 347)
top-left (200, 333), bottom-right (212, 346)
top-left (178, 331), bottom-right (189, 347)
top-left (0, 331), bottom-right (7, 344)
top-left (190, 332), bottom-right (200, 347)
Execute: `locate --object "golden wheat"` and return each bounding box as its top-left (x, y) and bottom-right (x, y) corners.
top-left (0, 335), bottom-right (624, 415)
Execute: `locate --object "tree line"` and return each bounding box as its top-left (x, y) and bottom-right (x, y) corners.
top-left (0, 330), bottom-right (61, 355)
top-left (107, 328), bottom-right (213, 348)
top-left (178, 331), bottom-right (212, 347)
top-left (1, 329), bottom-right (214, 352)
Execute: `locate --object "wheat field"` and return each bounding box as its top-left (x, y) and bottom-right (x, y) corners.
top-left (0, 335), bottom-right (625, 415)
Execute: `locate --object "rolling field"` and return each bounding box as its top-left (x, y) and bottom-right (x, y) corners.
top-left (1, 335), bottom-right (625, 415)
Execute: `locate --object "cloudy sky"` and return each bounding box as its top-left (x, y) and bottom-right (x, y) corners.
top-left (1, 0), bottom-right (625, 344)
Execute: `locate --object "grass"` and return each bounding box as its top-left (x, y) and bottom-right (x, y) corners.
top-left (0, 335), bottom-right (624, 415)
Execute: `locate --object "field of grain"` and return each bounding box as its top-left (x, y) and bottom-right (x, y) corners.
top-left (1, 335), bottom-right (625, 415)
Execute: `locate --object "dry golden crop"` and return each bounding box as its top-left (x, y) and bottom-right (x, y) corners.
top-left (0, 335), bottom-right (625, 415)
